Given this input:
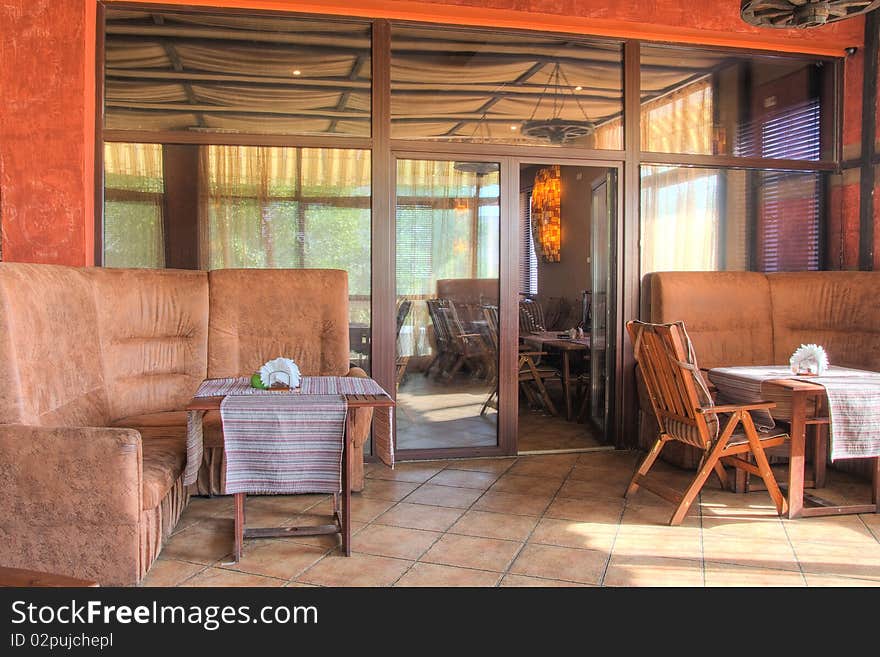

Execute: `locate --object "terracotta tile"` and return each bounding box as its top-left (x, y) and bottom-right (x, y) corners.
top-left (529, 518), bottom-right (618, 552)
top-left (181, 567), bottom-right (285, 587)
top-left (421, 534), bottom-right (522, 572)
top-left (403, 484), bottom-right (484, 509)
top-left (702, 535), bottom-right (800, 572)
top-left (613, 525), bottom-right (702, 560)
top-left (428, 469), bottom-right (501, 489)
top-left (509, 543), bottom-right (608, 585)
top-left (367, 462), bottom-right (447, 484)
top-left (352, 524), bottom-right (441, 560)
top-left (516, 453), bottom-right (580, 467)
top-left (472, 490), bottom-right (554, 517)
top-left (499, 574), bottom-right (588, 587)
top-left (373, 502), bottom-right (464, 532)
top-left (161, 519), bottom-right (234, 565)
top-left (506, 458), bottom-right (574, 479)
top-left (449, 510), bottom-right (539, 542)
top-left (443, 458), bottom-right (515, 474)
top-left (394, 563), bottom-right (500, 587)
top-left (228, 540), bottom-right (328, 580)
top-left (704, 563), bottom-right (806, 587)
top-left (180, 496), bottom-right (232, 521)
top-left (792, 541), bottom-right (880, 580)
top-left (297, 553), bottom-right (412, 587)
top-left (701, 515), bottom-right (788, 541)
top-left (558, 476), bottom-right (628, 500)
top-left (490, 473), bottom-right (563, 497)
top-left (619, 502), bottom-right (700, 528)
top-left (576, 450), bottom-right (640, 470)
top-left (140, 559), bottom-right (205, 587)
top-left (603, 554), bottom-right (704, 587)
top-left (359, 479), bottom-right (421, 502)
top-left (783, 515), bottom-right (877, 545)
top-left (804, 573), bottom-right (880, 587)
top-left (301, 495), bottom-right (393, 524)
top-left (544, 497), bottom-right (624, 525)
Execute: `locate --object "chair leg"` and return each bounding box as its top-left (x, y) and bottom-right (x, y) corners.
top-left (741, 413), bottom-right (787, 517)
top-left (669, 439), bottom-right (729, 526)
top-left (713, 461), bottom-right (730, 491)
top-left (481, 386), bottom-right (498, 416)
top-left (626, 435), bottom-right (668, 498)
top-left (522, 358), bottom-right (557, 416)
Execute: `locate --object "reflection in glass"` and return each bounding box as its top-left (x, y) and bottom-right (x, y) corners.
top-left (639, 44), bottom-right (832, 160)
top-left (396, 160), bottom-right (500, 450)
top-left (640, 165), bottom-right (820, 275)
top-left (391, 26), bottom-right (623, 149)
top-left (104, 9), bottom-right (371, 138)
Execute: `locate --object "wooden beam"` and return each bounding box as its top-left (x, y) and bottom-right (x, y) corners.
top-left (859, 9), bottom-right (878, 270)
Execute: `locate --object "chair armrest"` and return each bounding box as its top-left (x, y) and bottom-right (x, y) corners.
top-left (697, 402), bottom-right (777, 414)
top-left (0, 424), bottom-right (143, 524)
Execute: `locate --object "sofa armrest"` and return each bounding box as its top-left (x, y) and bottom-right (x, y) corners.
top-left (0, 424), bottom-right (146, 584)
top-left (0, 424), bottom-right (143, 525)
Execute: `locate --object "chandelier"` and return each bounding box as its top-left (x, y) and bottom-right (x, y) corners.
top-left (521, 63), bottom-right (595, 145)
top-left (740, 0), bottom-right (880, 28)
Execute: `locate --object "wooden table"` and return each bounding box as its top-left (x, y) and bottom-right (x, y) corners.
top-left (520, 332), bottom-right (589, 421)
top-left (187, 391), bottom-right (394, 561)
top-left (0, 566), bottom-right (98, 587)
top-left (708, 367), bottom-right (880, 519)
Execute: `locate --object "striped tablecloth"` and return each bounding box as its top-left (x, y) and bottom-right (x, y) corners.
top-left (221, 394), bottom-right (346, 495)
top-left (708, 365), bottom-right (880, 461)
top-left (184, 375), bottom-right (394, 487)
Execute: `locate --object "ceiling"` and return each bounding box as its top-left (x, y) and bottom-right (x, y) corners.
top-left (103, 9), bottom-right (731, 145)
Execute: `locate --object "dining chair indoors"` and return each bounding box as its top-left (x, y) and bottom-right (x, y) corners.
top-left (627, 320), bottom-right (789, 525)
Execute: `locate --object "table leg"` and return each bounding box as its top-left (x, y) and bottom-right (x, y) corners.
top-left (562, 351), bottom-right (572, 421)
top-left (872, 457), bottom-right (880, 511)
top-left (786, 391), bottom-right (807, 519)
top-left (234, 492), bottom-right (245, 562)
top-left (813, 424), bottom-right (827, 489)
top-left (342, 433), bottom-right (352, 557)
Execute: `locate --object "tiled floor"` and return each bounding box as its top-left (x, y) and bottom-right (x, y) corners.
top-left (145, 451), bottom-right (880, 587)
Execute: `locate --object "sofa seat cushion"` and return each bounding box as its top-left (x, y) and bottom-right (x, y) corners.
top-left (114, 410), bottom-right (225, 454)
top-left (138, 427), bottom-right (187, 510)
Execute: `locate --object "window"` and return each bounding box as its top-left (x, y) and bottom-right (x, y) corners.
top-left (103, 142), bottom-right (165, 268)
top-left (519, 190), bottom-right (538, 295)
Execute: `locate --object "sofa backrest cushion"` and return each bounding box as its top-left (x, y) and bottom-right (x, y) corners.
top-left (89, 268), bottom-right (209, 421)
top-left (767, 271), bottom-right (880, 371)
top-left (0, 263), bottom-right (109, 426)
top-left (645, 271), bottom-right (775, 369)
top-left (207, 269), bottom-right (351, 378)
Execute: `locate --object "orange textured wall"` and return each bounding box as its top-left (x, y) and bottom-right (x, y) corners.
top-left (0, 1), bottom-right (90, 265)
top-left (0, 0), bottom-right (869, 265)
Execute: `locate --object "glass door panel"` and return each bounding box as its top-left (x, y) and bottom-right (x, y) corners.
top-left (395, 159), bottom-right (501, 451)
top-left (590, 172), bottom-right (613, 431)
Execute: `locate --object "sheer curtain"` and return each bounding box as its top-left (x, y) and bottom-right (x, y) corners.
top-left (199, 145), bottom-right (372, 321)
top-left (638, 78), bottom-right (720, 274)
top-left (103, 142), bottom-right (165, 268)
top-left (396, 160), bottom-right (500, 358)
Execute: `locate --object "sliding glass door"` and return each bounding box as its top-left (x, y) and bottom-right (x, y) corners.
top-left (394, 158), bottom-right (502, 454)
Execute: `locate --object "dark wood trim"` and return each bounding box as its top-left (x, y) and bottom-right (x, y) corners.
top-left (859, 9), bottom-right (878, 271)
top-left (371, 19), bottom-right (395, 410)
top-left (161, 144), bottom-right (200, 269)
top-left (818, 170), bottom-right (829, 270)
top-left (102, 129), bottom-right (373, 150)
top-left (640, 152), bottom-right (837, 171)
top-left (833, 57), bottom-right (844, 167)
top-left (396, 446), bottom-right (511, 461)
top-left (94, 2), bottom-right (107, 266)
top-left (619, 39), bottom-right (640, 450)
top-left (499, 156), bottom-right (518, 455)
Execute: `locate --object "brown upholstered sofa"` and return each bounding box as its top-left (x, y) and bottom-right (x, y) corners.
top-left (640, 270), bottom-right (880, 478)
top-left (0, 263), bottom-right (372, 585)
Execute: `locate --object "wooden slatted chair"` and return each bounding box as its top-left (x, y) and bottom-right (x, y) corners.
top-left (395, 299), bottom-right (413, 388)
top-left (626, 320), bottom-right (789, 525)
top-left (481, 305), bottom-right (559, 416)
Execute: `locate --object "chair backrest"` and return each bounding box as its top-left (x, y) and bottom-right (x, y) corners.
top-left (426, 298), bottom-right (451, 349)
top-left (626, 320), bottom-right (717, 449)
top-left (396, 299), bottom-right (412, 339)
top-left (519, 299), bottom-right (545, 333)
top-left (482, 305), bottom-right (500, 353)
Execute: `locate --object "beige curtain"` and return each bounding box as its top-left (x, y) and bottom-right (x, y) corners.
top-left (103, 142), bottom-right (165, 268)
top-left (639, 78), bottom-right (721, 274)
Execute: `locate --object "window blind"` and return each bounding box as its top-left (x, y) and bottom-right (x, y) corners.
top-left (520, 190), bottom-right (538, 295)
